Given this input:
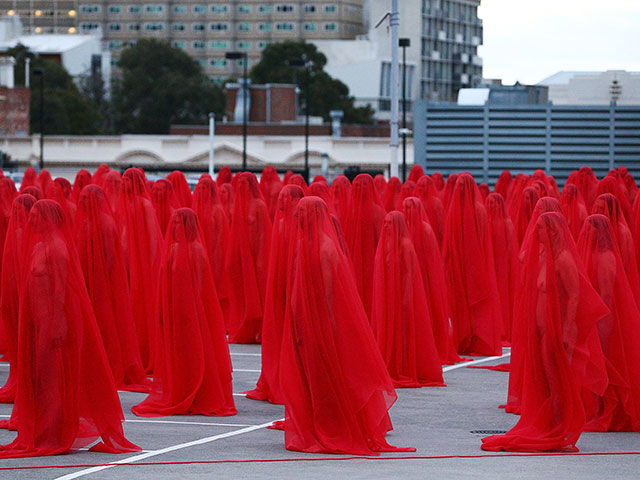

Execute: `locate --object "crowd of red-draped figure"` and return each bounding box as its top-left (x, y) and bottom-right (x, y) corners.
top-left (0, 162), bottom-right (638, 458)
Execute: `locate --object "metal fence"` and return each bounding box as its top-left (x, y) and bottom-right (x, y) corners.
top-left (413, 101), bottom-right (640, 186)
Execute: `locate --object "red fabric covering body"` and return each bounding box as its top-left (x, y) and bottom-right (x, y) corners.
top-left (92, 164), bottom-right (111, 187)
top-left (282, 170), bottom-right (294, 185)
top-left (482, 212), bottom-right (608, 452)
top-left (442, 173), bottom-right (459, 211)
top-left (330, 175), bottom-right (352, 225)
top-left (121, 168), bottom-right (163, 373)
top-left (151, 179), bottom-right (178, 236)
top-left (494, 170), bottom-right (513, 200)
top-left (246, 185), bottom-right (304, 404)
top-left (192, 177), bottom-right (230, 322)
top-left (577, 214), bottom-right (640, 432)
top-left (407, 165), bottom-right (424, 183)
top-left (431, 172), bottom-right (445, 195)
top-left (485, 193), bottom-right (520, 343)
top-left (312, 174), bottom-right (328, 185)
top-left (0, 194), bottom-right (36, 403)
top-left (72, 169), bottom-right (92, 202)
top-left (225, 173), bottom-right (272, 343)
top-left (0, 177), bottom-right (17, 354)
top-left (37, 170), bottom-right (53, 197)
top-left (478, 183), bottom-right (490, 200)
top-left (216, 166), bottom-right (232, 186)
top-left (344, 174), bottom-right (386, 320)
top-left (505, 173), bottom-right (529, 219)
top-left (373, 174), bottom-right (387, 194)
top-left (402, 197), bottom-right (458, 364)
top-left (103, 171), bottom-right (123, 224)
top-left (279, 196), bottom-right (414, 455)
top-left (395, 180), bottom-right (416, 211)
top-left (259, 166), bottom-right (283, 221)
top-left (219, 183), bottom-right (235, 223)
top-left (132, 209), bottom-right (236, 417)
top-left (382, 177), bottom-right (401, 212)
top-left (413, 176), bottom-right (445, 248)
top-left (166, 170), bottom-right (193, 208)
top-left (287, 174), bottom-right (310, 195)
top-left (0, 200), bottom-right (140, 458)
top-left (514, 187), bottom-right (540, 246)
top-left (19, 167), bottom-right (37, 193)
top-left (51, 178), bottom-right (77, 221)
top-left (560, 184), bottom-right (588, 240)
top-left (597, 175), bottom-right (632, 225)
top-left (442, 173), bottom-right (503, 356)
top-left (74, 185), bottom-right (150, 393)
top-left (371, 211), bottom-right (445, 387)
top-left (570, 167), bottom-right (599, 212)
top-left (309, 182), bottom-right (337, 214)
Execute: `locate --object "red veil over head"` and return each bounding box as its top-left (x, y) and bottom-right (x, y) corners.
top-left (280, 196), bottom-right (414, 455)
top-left (396, 180), bottom-right (416, 211)
top-left (407, 164), bottom-right (424, 183)
top-left (287, 174), bottom-right (310, 195)
top-left (402, 197), bottom-right (458, 364)
top-left (260, 165), bottom-right (283, 221)
top-left (0, 200), bottom-right (140, 458)
top-left (483, 212), bottom-right (608, 452)
top-left (442, 173), bottom-right (503, 356)
top-left (413, 175), bottom-right (445, 248)
top-left (442, 173), bottom-right (459, 211)
top-left (344, 174), bottom-right (386, 319)
top-left (373, 173), bottom-right (387, 194)
top-left (218, 182), bottom-right (234, 223)
top-left (494, 170), bottom-right (513, 200)
top-left (72, 169), bottom-right (92, 202)
top-left (0, 194), bottom-right (36, 403)
top-left (577, 214), bottom-right (640, 432)
top-left (151, 179), bottom-right (178, 236)
top-left (309, 182), bottom-right (337, 215)
top-left (246, 185), bottom-right (304, 404)
top-left (19, 167), bottom-right (37, 193)
top-left (371, 211), bottom-right (444, 387)
top-left (166, 170), bottom-right (193, 208)
top-left (103, 170), bottom-right (123, 218)
top-left (382, 177), bottom-right (402, 212)
top-left (74, 185), bottom-right (149, 393)
top-left (431, 172), bottom-right (445, 194)
top-left (515, 187), bottom-right (540, 246)
top-left (132, 209), bottom-right (236, 417)
top-left (216, 165), bottom-right (232, 186)
top-left (560, 184), bottom-right (588, 240)
top-left (597, 175), bottom-right (632, 224)
top-left (225, 172), bottom-right (272, 343)
top-left (92, 163), bottom-right (111, 187)
top-left (330, 174), bottom-right (352, 225)
top-left (121, 168), bottom-right (163, 373)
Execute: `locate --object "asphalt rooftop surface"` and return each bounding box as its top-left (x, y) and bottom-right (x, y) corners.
top-left (0, 345), bottom-right (639, 479)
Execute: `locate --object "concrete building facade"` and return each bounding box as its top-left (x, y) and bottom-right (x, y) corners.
top-left (538, 70), bottom-right (640, 106)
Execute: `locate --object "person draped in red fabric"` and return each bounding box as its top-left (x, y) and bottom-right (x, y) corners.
top-left (431, 172), bottom-right (445, 194)
top-left (0, 177), bottom-right (17, 273)
top-left (246, 185), bottom-right (305, 404)
top-left (72, 169), bottom-right (92, 202)
top-left (382, 177), bottom-right (401, 212)
top-left (192, 177), bottom-right (230, 321)
top-left (407, 164), bottom-right (424, 183)
top-left (618, 166), bottom-right (638, 204)
top-left (309, 181), bottom-right (337, 214)
top-left (485, 193), bottom-right (519, 343)
top-left (597, 175), bottom-right (632, 224)
top-left (570, 166), bottom-right (599, 212)
top-left (483, 212), bottom-right (609, 452)
top-left (514, 187), bottom-right (540, 246)
top-left (21, 185), bottom-right (42, 200)
top-left (166, 170), bottom-right (193, 208)
top-left (494, 170), bottom-right (512, 200)
top-left (132, 209), bottom-right (236, 417)
top-left (74, 185), bottom-right (150, 393)
top-left (312, 174), bottom-right (328, 185)
top-left (373, 173), bottom-right (387, 194)
top-left (216, 165), bottom-right (232, 186)
top-left (402, 197), bottom-right (458, 364)
top-left (259, 165), bottom-right (283, 221)
top-left (413, 175), bottom-right (445, 248)
top-left (0, 194), bottom-right (36, 403)
top-left (92, 164), bottom-right (111, 187)
top-left (478, 182), bottom-right (490, 200)
top-left (0, 200), bottom-right (140, 458)
top-left (330, 174), bottom-right (351, 225)
top-left (442, 173), bottom-right (503, 356)
top-left (576, 214), bottom-right (640, 432)
top-left (287, 174), bottom-right (310, 195)
top-left (151, 179), bottom-right (178, 236)
top-left (279, 196), bottom-right (415, 455)
top-left (218, 182), bottom-right (235, 224)
top-left (225, 172), bottom-right (272, 343)
top-left (506, 173), bottom-right (530, 220)
top-left (103, 170), bottom-right (123, 217)
top-left (121, 168), bottom-right (163, 373)
top-left (371, 211), bottom-right (445, 387)
top-left (344, 174), bottom-right (386, 319)
top-left (560, 183), bottom-right (588, 240)
top-left (592, 193), bottom-right (640, 305)
top-left (395, 180), bottom-right (416, 210)
top-left (282, 170), bottom-right (294, 185)
top-left (19, 167), bottom-right (37, 193)
top-left (442, 173), bottom-right (459, 211)
top-left (37, 169), bottom-right (53, 197)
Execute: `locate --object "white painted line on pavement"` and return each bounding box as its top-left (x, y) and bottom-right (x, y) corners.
top-left (229, 353), bottom-right (261, 356)
top-left (442, 352), bottom-right (511, 373)
top-left (53, 418), bottom-right (284, 480)
top-left (124, 419), bottom-right (256, 427)
top-left (233, 369), bottom-right (261, 373)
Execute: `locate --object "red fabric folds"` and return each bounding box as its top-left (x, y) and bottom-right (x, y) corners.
top-left (515, 187), bottom-right (540, 246)
top-left (483, 212), bottom-right (608, 452)
top-left (383, 177), bottom-right (402, 212)
top-left (407, 165), bottom-right (424, 183)
top-left (330, 174), bottom-right (352, 225)
top-left (280, 196), bottom-right (414, 455)
top-left (442, 173), bottom-right (503, 356)
top-left (225, 172), bottom-right (272, 343)
top-left (166, 170), bottom-right (193, 208)
top-left (19, 167), bottom-right (37, 193)
top-left (151, 179), bottom-right (178, 236)
top-left (0, 200), bottom-right (140, 458)
top-left (260, 166), bottom-right (283, 221)
top-left (132, 209), bottom-right (236, 417)
top-left (216, 166), bottom-right (232, 186)
top-left (371, 211), bottom-right (445, 387)
top-left (74, 185), bottom-right (150, 393)
top-left (413, 176), bottom-right (445, 248)
top-left (494, 170), bottom-right (512, 199)
top-left (577, 214), bottom-right (640, 432)
top-left (72, 169), bottom-right (92, 202)
top-left (560, 184), bottom-right (588, 240)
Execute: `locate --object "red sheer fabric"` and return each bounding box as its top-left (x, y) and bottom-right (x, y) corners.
top-left (344, 174), bottom-right (386, 319)
top-left (21, 185), bottom-right (42, 200)
top-left (0, 200), bottom-right (140, 458)
top-left (482, 212), bottom-right (608, 452)
top-left (560, 184), bottom-right (588, 240)
top-left (246, 185), bottom-right (304, 404)
top-left (192, 177), bottom-right (230, 321)
top-left (485, 193), bottom-right (519, 343)
top-left (442, 173), bottom-right (503, 356)
top-left (478, 183), bottom-right (490, 200)
top-left (121, 168), bottom-right (163, 373)
top-left (0, 194), bottom-right (36, 403)
top-left (413, 175), bottom-right (445, 248)
top-left (280, 197), bottom-right (414, 455)
top-left (0, 178), bottom-right (18, 351)
top-left (74, 185), bottom-right (150, 393)
top-left (312, 174), bottom-right (328, 185)
top-left (103, 171), bottom-right (123, 220)
top-left (19, 167), bottom-right (37, 193)
top-left (219, 182), bottom-right (235, 223)
top-left (216, 166), bottom-right (232, 186)
top-left (283, 170), bottom-right (294, 185)
top-left (225, 172), bottom-right (272, 343)
top-left (260, 166), bottom-right (283, 221)
top-left (373, 174), bottom-right (387, 194)
top-left (396, 180), bottom-right (416, 211)
top-left (48, 180), bottom-right (77, 228)
top-left (515, 187), bottom-right (540, 246)
top-left (36, 170), bottom-right (52, 197)
top-left (402, 197), bottom-right (458, 364)
top-left (571, 167), bottom-right (599, 212)
top-left (151, 179), bottom-right (178, 236)
top-left (330, 174), bottom-right (352, 225)
top-left (309, 182), bottom-right (337, 215)
top-left (494, 170), bottom-right (513, 199)
top-left (72, 169), bottom-right (92, 202)
top-left (431, 172), bottom-right (445, 194)
top-left (442, 173), bottom-right (459, 211)
top-left (132, 209), bottom-right (236, 417)
top-left (371, 211), bottom-right (445, 387)
top-left (577, 214), bottom-right (640, 432)
top-left (407, 165), bottom-right (424, 183)
top-left (92, 164), bottom-right (111, 186)
top-left (167, 170), bottom-right (193, 208)
top-left (597, 175), bottom-right (632, 224)
top-left (287, 174), bottom-right (310, 195)
top-left (506, 173), bottom-right (530, 220)
top-left (382, 177), bottom-right (402, 212)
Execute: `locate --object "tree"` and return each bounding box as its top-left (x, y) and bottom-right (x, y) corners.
top-left (113, 39), bottom-right (225, 134)
top-left (250, 41), bottom-right (374, 125)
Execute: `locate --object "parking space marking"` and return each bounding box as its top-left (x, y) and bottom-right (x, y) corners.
top-left (442, 352), bottom-right (511, 373)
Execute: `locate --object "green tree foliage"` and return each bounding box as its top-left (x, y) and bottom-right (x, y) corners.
top-left (113, 39), bottom-right (225, 134)
top-left (250, 41), bottom-right (374, 125)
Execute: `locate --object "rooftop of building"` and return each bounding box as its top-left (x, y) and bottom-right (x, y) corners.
top-left (538, 70), bottom-right (640, 85)
top-left (0, 34), bottom-right (98, 54)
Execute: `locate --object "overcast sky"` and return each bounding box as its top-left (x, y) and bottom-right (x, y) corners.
top-left (477, 0), bottom-right (640, 85)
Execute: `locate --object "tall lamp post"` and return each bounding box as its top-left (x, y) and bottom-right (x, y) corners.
top-left (399, 38), bottom-right (410, 181)
top-left (32, 67), bottom-right (44, 171)
top-left (289, 56), bottom-right (312, 183)
top-left (225, 51), bottom-right (248, 171)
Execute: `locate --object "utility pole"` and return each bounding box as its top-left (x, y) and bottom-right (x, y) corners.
top-left (389, 0), bottom-right (400, 179)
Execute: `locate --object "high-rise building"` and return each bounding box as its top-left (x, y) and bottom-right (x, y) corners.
top-left (0, 1), bottom-right (79, 34)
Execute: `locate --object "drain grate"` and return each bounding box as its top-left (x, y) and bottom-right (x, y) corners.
top-left (470, 430), bottom-right (508, 435)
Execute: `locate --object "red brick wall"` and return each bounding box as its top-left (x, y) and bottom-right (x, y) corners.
top-left (225, 84), bottom-right (297, 123)
top-left (0, 87), bottom-right (30, 136)
top-left (269, 86), bottom-right (296, 122)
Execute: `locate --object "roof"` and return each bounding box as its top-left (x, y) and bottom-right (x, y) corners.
top-left (0, 34), bottom-right (98, 54)
top-left (457, 88), bottom-right (490, 105)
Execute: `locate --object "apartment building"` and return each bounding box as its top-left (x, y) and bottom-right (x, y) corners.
top-left (0, 1), bottom-right (79, 34)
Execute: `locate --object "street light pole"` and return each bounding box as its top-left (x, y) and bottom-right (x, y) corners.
top-left (400, 38), bottom-right (410, 182)
top-left (225, 51), bottom-right (249, 171)
top-left (289, 56), bottom-right (311, 183)
top-left (33, 67), bottom-right (44, 171)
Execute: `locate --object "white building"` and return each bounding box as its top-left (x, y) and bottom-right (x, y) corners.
top-left (538, 70), bottom-right (640, 105)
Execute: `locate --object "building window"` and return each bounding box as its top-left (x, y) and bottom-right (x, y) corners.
top-left (237, 41), bottom-right (251, 50)
top-left (79, 22), bottom-right (100, 31)
top-left (192, 4), bottom-right (206, 14)
top-left (128, 23), bottom-right (140, 31)
top-left (108, 5), bottom-right (121, 14)
top-left (211, 5), bottom-right (228, 13)
top-left (258, 4), bottom-right (271, 13)
top-left (258, 23), bottom-right (271, 31)
top-left (79, 4), bottom-right (100, 13)
top-left (144, 4), bottom-right (164, 14)
top-left (303, 5), bottom-right (316, 13)
top-left (192, 22), bottom-right (205, 31)
top-left (128, 5), bottom-right (141, 13)
top-left (210, 22), bottom-right (229, 31)
top-left (210, 59), bottom-right (227, 68)
top-left (172, 40), bottom-right (186, 49)
top-left (238, 5), bottom-right (251, 13)
top-left (275, 4), bottom-right (294, 13)
top-left (172, 23), bottom-right (185, 31)
top-left (276, 22), bottom-right (294, 31)
top-left (108, 23), bottom-right (121, 31)
top-left (172, 5), bottom-right (186, 14)
top-left (198, 59), bottom-right (206, 68)
top-left (192, 41), bottom-right (205, 49)
top-left (108, 40), bottom-right (122, 49)
top-left (145, 23), bottom-right (164, 31)
top-left (238, 23), bottom-right (250, 32)
top-left (210, 40), bottom-right (228, 49)
top-left (303, 23), bottom-right (316, 31)
top-left (324, 4), bottom-right (337, 13)
top-left (323, 23), bottom-right (337, 31)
